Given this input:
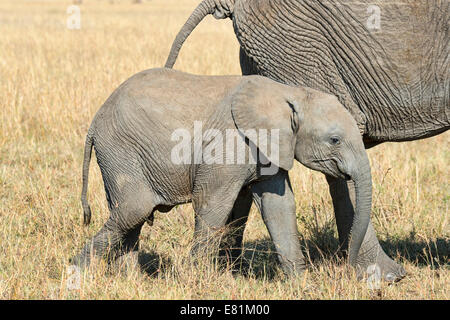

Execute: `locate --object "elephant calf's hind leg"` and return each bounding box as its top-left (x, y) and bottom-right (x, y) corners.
top-left (71, 217), bottom-right (125, 268)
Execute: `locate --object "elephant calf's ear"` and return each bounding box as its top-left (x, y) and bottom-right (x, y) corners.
top-left (231, 77), bottom-right (299, 172)
top-left (287, 99), bottom-right (303, 134)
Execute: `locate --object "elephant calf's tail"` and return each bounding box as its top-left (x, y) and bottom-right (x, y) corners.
top-left (165, 0), bottom-right (234, 68)
top-left (81, 131), bottom-right (94, 225)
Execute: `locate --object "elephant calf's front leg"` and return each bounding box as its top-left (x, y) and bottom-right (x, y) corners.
top-left (191, 177), bottom-right (247, 259)
top-left (218, 187), bottom-right (253, 270)
top-left (252, 171), bottom-right (306, 276)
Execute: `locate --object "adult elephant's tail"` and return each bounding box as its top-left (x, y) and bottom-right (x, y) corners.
top-left (165, 0), bottom-right (235, 68)
top-left (81, 130), bottom-right (94, 225)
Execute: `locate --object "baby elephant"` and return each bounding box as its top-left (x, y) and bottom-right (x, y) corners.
top-left (72, 68), bottom-right (372, 276)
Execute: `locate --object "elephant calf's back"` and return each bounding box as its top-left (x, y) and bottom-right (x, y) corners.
top-left (89, 69), bottom-right (242, 205)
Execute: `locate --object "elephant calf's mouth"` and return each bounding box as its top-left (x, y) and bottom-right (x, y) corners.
top-left (337, 165), bottom-right (352, 181)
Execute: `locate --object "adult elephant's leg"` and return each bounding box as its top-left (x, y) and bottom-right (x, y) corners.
top-left (239, 48), bottom-right (259, 76)
top-left (326, 175), bottom-right (406, 282)
top-left (219, 186), bottom-right (253, 268)
top-left (252, 171), bottom-right (306, 276)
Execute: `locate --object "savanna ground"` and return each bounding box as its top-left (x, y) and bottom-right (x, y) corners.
top-left (0, 0), bottom-right (448, 300)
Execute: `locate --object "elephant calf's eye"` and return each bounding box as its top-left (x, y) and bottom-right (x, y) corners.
top-left (329, 136), bottom-right (341, 146)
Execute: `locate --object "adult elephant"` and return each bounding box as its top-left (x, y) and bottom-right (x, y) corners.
top-left (165, 0), bottom-right (450, 282)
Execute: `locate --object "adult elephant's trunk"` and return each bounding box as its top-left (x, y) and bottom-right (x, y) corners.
top-left (347, 153), bottom-right (373, 267)
top-left (165, 0), bottom-right (234, 68)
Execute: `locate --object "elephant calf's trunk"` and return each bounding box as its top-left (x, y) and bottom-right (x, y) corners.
top-left (348, 157), bottom-right (373, 267)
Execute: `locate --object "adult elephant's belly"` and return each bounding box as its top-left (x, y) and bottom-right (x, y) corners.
top-left (234, 0), bottom-right (449, 142)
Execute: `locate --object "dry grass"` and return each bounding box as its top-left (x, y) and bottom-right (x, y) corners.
top-left (0, 0), bottom-right (448, 300)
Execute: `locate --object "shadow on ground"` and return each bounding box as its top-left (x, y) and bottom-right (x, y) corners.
top-left (239, 230), bottom-right (449, 279)
top-left (137, 251), bottom-right (172, 277)
top-left (380, 234), bottom-right (449, 268)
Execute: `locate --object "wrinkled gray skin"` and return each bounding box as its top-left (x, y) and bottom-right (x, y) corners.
top-left (165, 0), bottom-right (450, 282)
top-left (72, 68), bottom-right (372, 277)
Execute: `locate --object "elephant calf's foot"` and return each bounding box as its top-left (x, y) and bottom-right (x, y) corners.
top-left (355, 247), bottom-right (406, 284)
